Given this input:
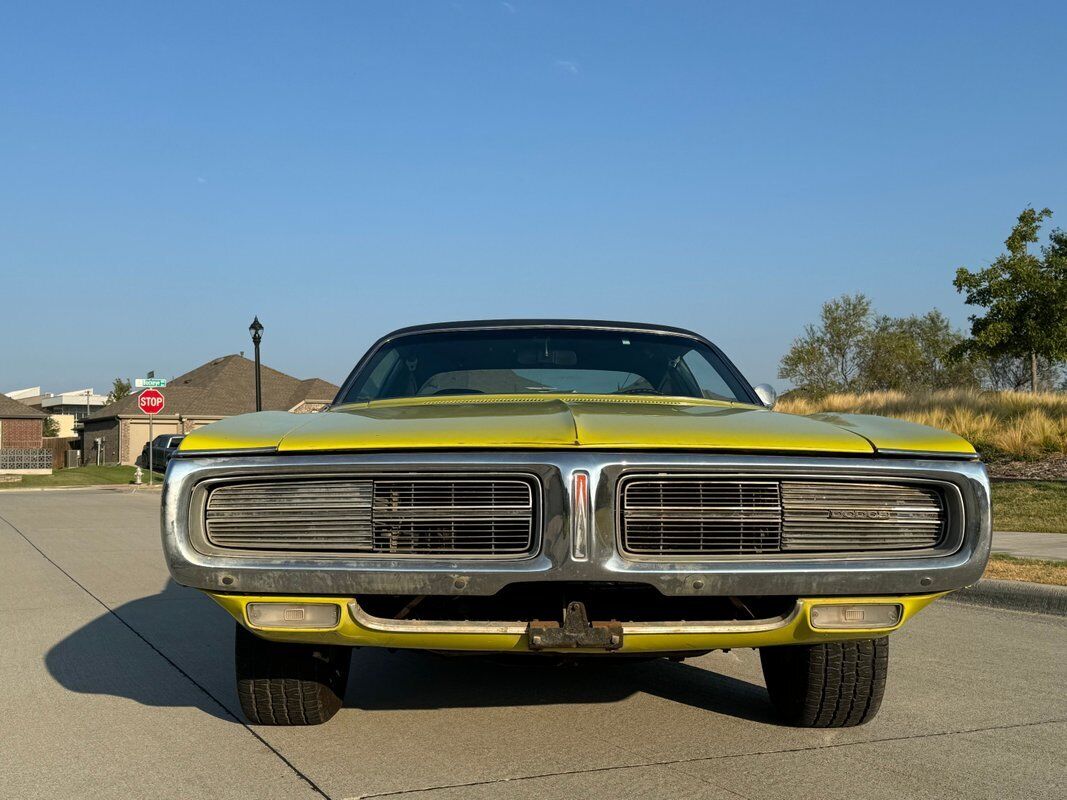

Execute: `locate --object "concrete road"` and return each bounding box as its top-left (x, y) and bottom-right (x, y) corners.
top-left (1, 488), bottom-right (1065, 800)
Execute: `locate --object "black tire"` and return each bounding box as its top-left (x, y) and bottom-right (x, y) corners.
top-left (760, 637), bottom-right (888, 727)
top-left (234, 623), bottom-right (351, 725)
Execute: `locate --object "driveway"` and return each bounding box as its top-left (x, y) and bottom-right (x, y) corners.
top-left (0, 488), bottom-right (1064, 799)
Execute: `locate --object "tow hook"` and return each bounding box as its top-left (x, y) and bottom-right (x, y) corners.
top-left (527, 601), bottom-right (623, 651)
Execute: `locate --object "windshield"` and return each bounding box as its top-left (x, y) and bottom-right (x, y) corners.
top-left (340, 329), bottom-right (752, 404)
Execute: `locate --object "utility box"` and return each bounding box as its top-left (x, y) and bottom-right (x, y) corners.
top-left (66, 450), bottom-right (81, 469)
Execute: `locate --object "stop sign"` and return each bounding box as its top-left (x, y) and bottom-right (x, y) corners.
top-left (138, 389), bottom-right (165, 415)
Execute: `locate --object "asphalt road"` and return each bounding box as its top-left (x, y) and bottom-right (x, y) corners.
top-left (1, 488), bottom-right (1065, 800)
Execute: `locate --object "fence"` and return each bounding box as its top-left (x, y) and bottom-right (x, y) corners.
top-left (0, 448), bottom-right (53, 471)
top-left (43, 436), bottom-right (78, 469)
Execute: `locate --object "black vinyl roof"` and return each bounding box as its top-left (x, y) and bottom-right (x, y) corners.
top-left (380, 319), bottom-right (707, 340)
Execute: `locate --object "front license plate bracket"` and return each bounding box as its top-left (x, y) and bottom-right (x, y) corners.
top-left (527, 601), bottom-right (623, 651)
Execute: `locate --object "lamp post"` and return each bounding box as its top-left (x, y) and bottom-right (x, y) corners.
top-left (249, 316), bottom-right (264, 412)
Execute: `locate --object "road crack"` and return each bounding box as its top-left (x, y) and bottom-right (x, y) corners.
top-left (0, 511), bottom-right (334, 800)
top-left (344, 718), bottom-right (1067, 799)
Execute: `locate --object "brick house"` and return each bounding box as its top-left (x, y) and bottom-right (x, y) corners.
top-left (0, 392), bottom-right (51, 474)
top-left (80, 355), bottom-right (338, 466)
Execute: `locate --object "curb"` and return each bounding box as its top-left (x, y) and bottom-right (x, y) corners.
top-left (944, 579), bottom-right (1067, 617)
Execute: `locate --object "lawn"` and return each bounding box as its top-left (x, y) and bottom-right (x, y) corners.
top-left (983, 553), bottom-right (1067, 587)
top-left (0, 465), bottom-right (162, 490)
top-left (991, 481), bottom-right (1067, 533)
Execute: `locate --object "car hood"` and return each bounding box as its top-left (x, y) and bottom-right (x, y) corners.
top-left (177, 395), bottom-right (976, 457)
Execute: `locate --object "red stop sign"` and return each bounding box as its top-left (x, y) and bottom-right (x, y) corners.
top-left (138, 389), bottom-right (165, 415)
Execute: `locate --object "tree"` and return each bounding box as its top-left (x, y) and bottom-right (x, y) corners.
top-left (861, 310), bottom-right (979, 392)
top-left (106, 378), bottom-right (132, 404)
top-left (780, 296), bottom-right (979, 395)
top-left (43, 416), bottom-right (60, 438)
top-left (981, 353), bottom-right (1062, 391)
top-left (778, 294), bottom-right (872, 394)
top-left (954, 207), bottom-right (1067, 392)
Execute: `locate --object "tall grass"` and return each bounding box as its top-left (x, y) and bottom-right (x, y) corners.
top-left (777, 389), bottom-right (1067, 459)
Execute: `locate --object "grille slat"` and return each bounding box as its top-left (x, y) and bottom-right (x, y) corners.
top-left (204, 477), bottom-right (536, 556)
top-left (620, 477), bottom-right (946, 556)
top-left (781, 482), bottom-right (943, 552)
top-left (621, 480), bottom-right (782, 555)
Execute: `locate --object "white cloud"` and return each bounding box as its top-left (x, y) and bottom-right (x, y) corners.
top-left (554, 59), bottom-right (580, 75)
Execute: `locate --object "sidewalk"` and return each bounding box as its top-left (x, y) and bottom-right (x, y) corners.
top-left (992, 531), bottom-right (1067, 561)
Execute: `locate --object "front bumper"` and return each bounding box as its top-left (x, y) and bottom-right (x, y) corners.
top-left (162, 452), bottom-right (991, 598)
top-left (210, 591), bottom-right (947, 652)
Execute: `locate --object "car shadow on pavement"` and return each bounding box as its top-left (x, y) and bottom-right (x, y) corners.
top-left (45, 580), bottom-right (776, 725)
top-left (344, 648), bottom-right (777, 723)
top-left (44, 580), bottom-right (241, 723)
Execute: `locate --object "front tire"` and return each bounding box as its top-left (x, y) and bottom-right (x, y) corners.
top-left (760, 637), bottom-right (888, 727)
top-left (234, 623), bottom-right (350, 725)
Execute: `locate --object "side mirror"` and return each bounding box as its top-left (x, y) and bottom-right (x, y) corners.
top-left (753, 383), bottom-right (777, 409)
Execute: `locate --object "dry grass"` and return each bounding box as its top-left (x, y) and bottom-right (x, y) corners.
top-left (983, 554), bottom-right (1067, 586)
top-left (778, 389), bottom-right (1067, 459)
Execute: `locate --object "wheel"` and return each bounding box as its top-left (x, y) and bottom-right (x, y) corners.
top-left (234, 623), bottom-right (351, 725)
top-left (760, 637), bottom-right (888, 727)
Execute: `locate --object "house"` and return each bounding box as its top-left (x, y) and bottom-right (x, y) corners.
top-left (5, 387), bottom-right (109, 438)
top-left (79, 355), bottom-right (339, 465)
top-left (0, 392), bottom-right (50, 475)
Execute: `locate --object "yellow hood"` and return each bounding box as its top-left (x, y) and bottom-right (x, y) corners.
top-left (178, 395), bottom-right (976, 457)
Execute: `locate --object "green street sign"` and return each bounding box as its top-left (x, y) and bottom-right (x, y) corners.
top-left (135, 378), bottom-right (168, 388)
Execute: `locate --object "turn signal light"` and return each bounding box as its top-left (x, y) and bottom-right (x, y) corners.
top-left (809, 603), bottom-right (902, 630)
top-left (246, 603), bottom-right (341, 629)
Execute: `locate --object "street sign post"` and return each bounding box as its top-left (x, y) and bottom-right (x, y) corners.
top-left (138, 389), bottom-right (165, 485)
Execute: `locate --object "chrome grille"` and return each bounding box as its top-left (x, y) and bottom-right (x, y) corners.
top-left (620, 477), bottom-right (945, 556)
top-left (204, 476), bottom-right (536, 556)
top-left (781, 482), bottom-right (944, 551)
top-left (205, 479), bottom-right (374, 551)
top-left (372, 480), bottom-right (534, 555)
top-left (622, 480), bottom-right (782, 555)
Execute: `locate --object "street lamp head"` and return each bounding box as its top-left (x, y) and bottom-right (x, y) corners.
top-left (249, 316), bottom-right (264, 344)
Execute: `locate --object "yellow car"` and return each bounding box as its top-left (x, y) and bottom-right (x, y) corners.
top-left (162, 320), bottom-right (990, 726)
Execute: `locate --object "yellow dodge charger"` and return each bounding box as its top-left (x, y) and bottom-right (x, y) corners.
top-left (161, 320), bottom-right (990, 726)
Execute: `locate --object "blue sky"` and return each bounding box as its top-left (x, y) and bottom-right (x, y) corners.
top-left (3, 1), bottom-right (1066, 393)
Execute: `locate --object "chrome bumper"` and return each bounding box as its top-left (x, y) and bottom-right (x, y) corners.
top-left (161, 452), bottom-right (991, 597)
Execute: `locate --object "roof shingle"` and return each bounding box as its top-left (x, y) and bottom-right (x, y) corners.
top-left (85, 355), bottom-right (338, 421)
top-left (0, 392), bottom-right (48, 419)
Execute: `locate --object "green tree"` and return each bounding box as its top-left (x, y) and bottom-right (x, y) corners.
top-left (780, 296), bottom-right (979, 395)
top-left (954, 207), bottom-right (1067, 392)
top-left (981, 353), bottom-right (1062, 391)
top-left (778, 294), bottom-right (872, 394)
top-left (861, 310), bottom-right (979, 391)
top-left (43, 416), bottom-right (60, 437)
top-left (106, 377), bottom-right (132, 404)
